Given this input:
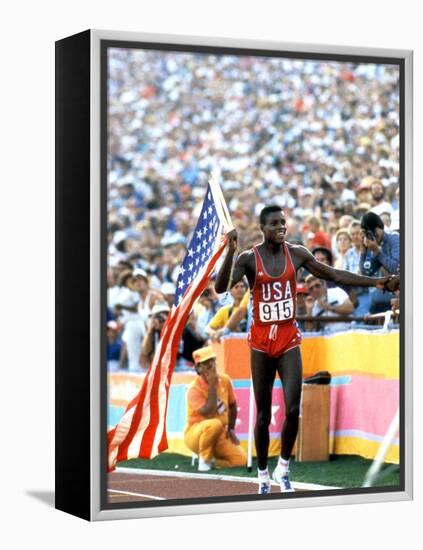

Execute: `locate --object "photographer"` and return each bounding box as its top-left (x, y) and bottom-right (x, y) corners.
top-left (360, 212), bottom-right (400, 314)
top-left (139, 303), bottom-right (205, 370)
top-left (139, 303), bottom-right (170, 369)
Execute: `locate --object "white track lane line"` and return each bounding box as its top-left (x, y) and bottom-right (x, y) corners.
top-left (108, 488), bottom-right (165, 500)
top-left (115, 467), bottom-right (341, 491)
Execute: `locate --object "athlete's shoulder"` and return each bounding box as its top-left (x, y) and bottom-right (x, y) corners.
top-left (286, 242), bottom-right (314, 269)
top-left (238, 247), bottom-right (255, 257)
top-left (236, 248), bottom-right (255, 264)
top-left (286, 242), bottom-right (310, 257)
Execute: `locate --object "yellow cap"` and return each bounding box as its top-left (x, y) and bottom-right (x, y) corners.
top-left (192, 346), bottom-right (217, 365)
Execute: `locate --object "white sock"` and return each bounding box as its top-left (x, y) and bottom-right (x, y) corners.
top-left (258, 467), bottom-right (269, 481)
top-left (277, 457), bottom-right (290, 474)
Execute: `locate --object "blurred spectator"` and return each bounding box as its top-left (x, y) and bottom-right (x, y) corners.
top-left (307, 216), bottom-right (331, 250)
top-left (334, 229), bottom-right (352, 269)
top-left (196, 287), bottom-right (220, 339)
top-left (295, 283), bottom-right (310, 332)
top-left (338, 215), bottom-right (355, 230)
top-left (391, 290), bottom-right (400, 324)
top-left (205, 280), bottom-right (248, 340)
top-left (139, 303), bottom-right (170, 369)
top-left (370, 179), bottom-right (394, 217)
top-left (391, 186), bottom-right (400, 232)
top-left (354, 202), bottom-right (372, 220)
top-left (305, 275), bottom-right (353, 333)
top-left (107, 320), bottom-right (126, 372)
top-left (219, 287), bottom-right (251, 338)
top-left (380, 211), bottom-right (392, 229)
top-left (109, 270), bottom-right (139, 326)
top-left (356, 178), bottom-right (373, 204)
top-left (344, 220), bottom-right (370, 316)
top-left (139, 302), bottom-right (205, 370)
top-left (120, 268), bottom-right (163, 372)
top-left (312, 247), bottom-right (333, 266)
top-left (332, 215), bottom-right (354, 258)
top-left (133, 268), bottom-right (163, 326)
top-left (161, 281), bottom-right (176, 308)
top-left (344, 221), bottom-right (363, 273)
top-left (360, 212), bottom-right (399, 314)
top-left (107, 49), bottom-right (400, 337)
top-left (310, 246), bottom-right (340, 291)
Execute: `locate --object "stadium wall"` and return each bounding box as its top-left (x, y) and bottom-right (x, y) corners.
top-left (108, 331), bottom-right (399, 464)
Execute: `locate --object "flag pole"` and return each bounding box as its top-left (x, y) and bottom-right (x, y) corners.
top-left (247, 376), bottom-right (255, 472)
top-left (209, 170), bottom-right (234, 231)
top-left (210, 170), bottom-right (256, 473)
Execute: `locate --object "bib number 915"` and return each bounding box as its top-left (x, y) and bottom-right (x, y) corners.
top-left (259, 299), bottom-right (294, 323)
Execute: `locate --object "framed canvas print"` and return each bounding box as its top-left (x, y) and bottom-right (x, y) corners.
top-left (55, 29), bottom-right (413, 521)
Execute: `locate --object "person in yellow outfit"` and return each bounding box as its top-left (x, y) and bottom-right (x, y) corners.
top-left (205, 282), bottom-right (250, 342)
top-left (184, 346), bottom-right (247, 472)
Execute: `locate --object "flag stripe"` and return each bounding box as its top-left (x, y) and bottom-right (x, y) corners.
top-left (124, 315), bottom-right (175, 460)
top-left (148, 238), bottom-right (227, 456)
top-left (108, 298), bottom-right (177, 467)
top-left (142, 237), bottom-right (226, 457)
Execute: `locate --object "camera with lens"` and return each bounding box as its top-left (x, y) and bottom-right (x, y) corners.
top-left (365, 229), bottom-right (376, 241)
top-left (154, 313), bottom-right (167, 323)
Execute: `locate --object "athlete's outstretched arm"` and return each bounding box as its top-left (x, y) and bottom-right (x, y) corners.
top-left (214, 230), bottom-right (248, 293)
top-left (295, 245), bottom-right (398, 290)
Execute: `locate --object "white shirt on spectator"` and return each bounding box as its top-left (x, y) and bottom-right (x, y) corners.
top-left (110, 287), bottom-right (139, 325)
top-left (370, 202), bottom-right (394, 217)
top-left (312, 287), bottom-right (351, 333)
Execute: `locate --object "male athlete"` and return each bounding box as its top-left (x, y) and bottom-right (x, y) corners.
top-left (214, 205), bottom-right (399, 494)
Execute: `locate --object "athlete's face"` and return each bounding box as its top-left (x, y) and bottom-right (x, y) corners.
top-left (261, 211), bottom-right (287, 244)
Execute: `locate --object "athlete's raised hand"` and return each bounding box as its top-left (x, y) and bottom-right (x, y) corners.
top-left (226, 229), bottom-right (238, 252)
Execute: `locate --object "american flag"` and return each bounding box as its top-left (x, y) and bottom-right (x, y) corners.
top-left (107, 179), bottom-right (232, 471)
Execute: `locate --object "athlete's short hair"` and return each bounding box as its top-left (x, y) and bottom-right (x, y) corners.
top-left (259, 205), bottom-right (283, 225)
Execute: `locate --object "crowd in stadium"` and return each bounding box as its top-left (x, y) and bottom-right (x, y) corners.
top-left (106, 48), bottom-right (400, 373)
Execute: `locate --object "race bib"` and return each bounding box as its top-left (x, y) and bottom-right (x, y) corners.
top-left (259, 299), bottom-right (294, 323)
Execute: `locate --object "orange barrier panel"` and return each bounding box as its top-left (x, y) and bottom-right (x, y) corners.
top-left (212, 331), bottom-right (399, 380)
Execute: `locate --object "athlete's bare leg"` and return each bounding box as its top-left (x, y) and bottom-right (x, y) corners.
top-left (275, 346), bottom-right (303, 460)
top-left (250, 349), bottom-right (277, 470)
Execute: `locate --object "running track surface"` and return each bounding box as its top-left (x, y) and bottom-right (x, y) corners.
top-left (108, 471), bottom-right (310, 503)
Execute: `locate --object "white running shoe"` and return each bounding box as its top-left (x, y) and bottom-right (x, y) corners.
top-left (198, 456), bottom-right (213, 472)
top-left (258, 480), bottom-right (271, 495)
top-left (272, 466), bottom-right (295, 492)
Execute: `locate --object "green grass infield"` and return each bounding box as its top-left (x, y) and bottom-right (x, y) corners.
top-left (117, 453), bottom-right (400, 489)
